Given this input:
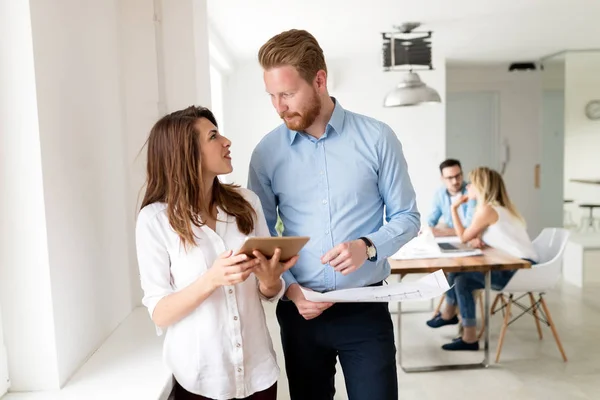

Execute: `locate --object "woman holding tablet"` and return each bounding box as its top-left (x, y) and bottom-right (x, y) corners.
top-left (136, 106), bottom-right (297, 400)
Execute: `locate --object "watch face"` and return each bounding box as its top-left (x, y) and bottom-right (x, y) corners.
top-left (367, 246), bottom-right (377, 258)
top-left (585, 100), bottom-right (600, 120)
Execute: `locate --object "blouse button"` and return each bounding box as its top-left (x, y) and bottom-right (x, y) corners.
top-left (228, 289), bottom-right (233, 294)
top-left (233, 316), bottom-right (238, 321)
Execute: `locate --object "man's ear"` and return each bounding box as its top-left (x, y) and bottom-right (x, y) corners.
top-left (315, 70), bottom-right (327, 90)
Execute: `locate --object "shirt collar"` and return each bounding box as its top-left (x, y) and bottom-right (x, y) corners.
top-left (288, 97), bottom-right (346, 145)
top-left (445, 181), bottom-right (469, 197)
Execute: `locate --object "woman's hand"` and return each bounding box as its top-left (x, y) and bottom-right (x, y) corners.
top-left (452, 194), bottom-right (469, 209)
top-left (252, 248), bottom-right (298, 289)
top-left (468, 237), bottom-right (486, 249)
top-left (207, 250), bottom-right (259, 289)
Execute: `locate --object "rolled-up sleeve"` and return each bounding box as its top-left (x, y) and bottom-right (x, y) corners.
top-left (136, 209), bottom-right (173, 335)
top-left (427, 192), bottom-right (442, 227)
top-left (256, 277), bottom-right (286, 302)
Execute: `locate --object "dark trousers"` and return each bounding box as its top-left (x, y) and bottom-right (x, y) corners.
top-left (174, 381), bottom-right (277, 400)
top-left (276, 298), bottom-right (398, 400)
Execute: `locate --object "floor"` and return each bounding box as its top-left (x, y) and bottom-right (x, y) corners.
top-left (265, 278), bottom-right (600, 400)
top-left (2, 277), bottom-right (597, 400)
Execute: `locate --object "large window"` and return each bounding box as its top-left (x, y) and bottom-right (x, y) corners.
top-left (210, 63), bottom-right (230, 184)
top-left (210, 64), bottom-right (224, 135)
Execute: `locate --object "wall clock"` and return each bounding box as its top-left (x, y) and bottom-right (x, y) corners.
top-left (585, 100), bottom-right (600, 120)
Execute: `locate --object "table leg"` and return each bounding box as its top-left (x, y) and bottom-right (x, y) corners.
top-left (483, 269), bottom-right (491, 367)
top-left (398, 270), bottom-right (492, 372)
top-left (397, 298), bottom-right (402, 366)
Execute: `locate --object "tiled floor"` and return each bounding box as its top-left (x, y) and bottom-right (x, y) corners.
top-left (266, 279), bottom-right (600, 400)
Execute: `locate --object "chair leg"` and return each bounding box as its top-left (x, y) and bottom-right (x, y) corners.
top-left (499, 294), bottom-right (507, 316)
top-left (529, 293), bottom-right (543, 340)
top-left (433, 293), bottom-right (445, 317)
top-left (539, 296), bottom-right (568, 362)
top-left (477, 291), bottom-right (485, 340)
top-left (491, 293), bottom-right (502, 314)
top-left (495, 295), bottom-right (512, 363)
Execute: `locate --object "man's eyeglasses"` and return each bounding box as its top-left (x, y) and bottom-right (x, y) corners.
top-left (443, 172), bottom-right (463, 182)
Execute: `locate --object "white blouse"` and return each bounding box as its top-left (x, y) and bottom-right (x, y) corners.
top-left (482, 206), bottom-right (539, 262)
top-left (135, 188), bottom-right (283, 399)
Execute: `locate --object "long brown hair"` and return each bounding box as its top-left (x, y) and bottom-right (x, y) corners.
top-left (140, 106), bottom-right (256, 248)
top-left (469, 167), bottom-right (524, 223)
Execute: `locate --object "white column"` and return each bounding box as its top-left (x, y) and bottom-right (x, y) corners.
top-left (120, 0), bottom-right (214, 307)
top-left (159, 0), bottom-right (212, 111)
top-left (119, 0), bottom-right (163, 306)
top-left (0, 0), bottom-right (60, 390)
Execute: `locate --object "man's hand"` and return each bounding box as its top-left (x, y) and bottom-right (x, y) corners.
top-left (320, 240), bottom-right (368, 275)
top-left (286, 284), bottom-right (333, 320)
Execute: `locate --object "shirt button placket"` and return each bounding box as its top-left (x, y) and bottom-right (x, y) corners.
top-left (227, 284), bottom-right (244, 396)
top-left (320, 140), bottom-right (333, 290)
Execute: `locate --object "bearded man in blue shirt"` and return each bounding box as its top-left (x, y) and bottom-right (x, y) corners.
top-left (248, 29), bottom-right (420, 400)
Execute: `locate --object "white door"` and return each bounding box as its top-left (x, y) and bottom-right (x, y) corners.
top-left (540, 90), bottom-right (565, 229)
top-left (446, 91), bottom-right (499, 175)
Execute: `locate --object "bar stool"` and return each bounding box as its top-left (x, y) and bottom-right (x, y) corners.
top-left (563, 199), bottom-right (577, 229)
top-left (579, 204), bottom-right (600, 232)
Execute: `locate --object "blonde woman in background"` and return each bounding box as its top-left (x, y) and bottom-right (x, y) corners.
top-left (426, 167), bottom-right (538, 351)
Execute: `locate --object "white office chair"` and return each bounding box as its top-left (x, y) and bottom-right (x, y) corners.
top-left (491, 228), bottom-right (570, 363)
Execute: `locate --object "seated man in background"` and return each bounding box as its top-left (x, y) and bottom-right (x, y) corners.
top-left (427, 159), bottom-right (476, 237)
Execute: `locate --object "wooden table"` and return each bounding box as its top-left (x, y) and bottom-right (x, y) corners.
top-left (388, 248), bottom-right (531, 373)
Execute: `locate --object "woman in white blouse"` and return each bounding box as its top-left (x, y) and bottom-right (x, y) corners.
top-left (136, 106), bottom-right (297, 400)
top-left (426, 167), bottom-right (538, 351)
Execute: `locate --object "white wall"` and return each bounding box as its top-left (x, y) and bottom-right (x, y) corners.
top-left (447, 67), bottom-right (544, 237)
top-left (224, 55), bottom-right (446, 221)
top-left (29, 0), bottom-right (134, 386)
top-left (0, 0), bottom-right (60, 390)
top-left (222, 62), bottom-right (282, 186)
top-left (539, 61), bottom-right (565, 230)
top-left (564, 52), bottom-right (600, 223)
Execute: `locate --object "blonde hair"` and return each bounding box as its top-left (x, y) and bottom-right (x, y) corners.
top-left (469, 167), bottom-right (524, 223)
top-left (258, 29), bottom-right (327, 83)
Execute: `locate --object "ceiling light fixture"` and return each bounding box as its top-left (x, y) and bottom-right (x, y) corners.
top-left (382, 22), bottom-right (441, 107)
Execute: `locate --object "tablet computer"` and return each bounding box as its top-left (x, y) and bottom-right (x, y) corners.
top-left (236, 236), bottom-right (310, 261)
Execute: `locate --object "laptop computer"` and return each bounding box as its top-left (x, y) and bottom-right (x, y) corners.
top-left (437, 241), bottom-right (473, 253)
